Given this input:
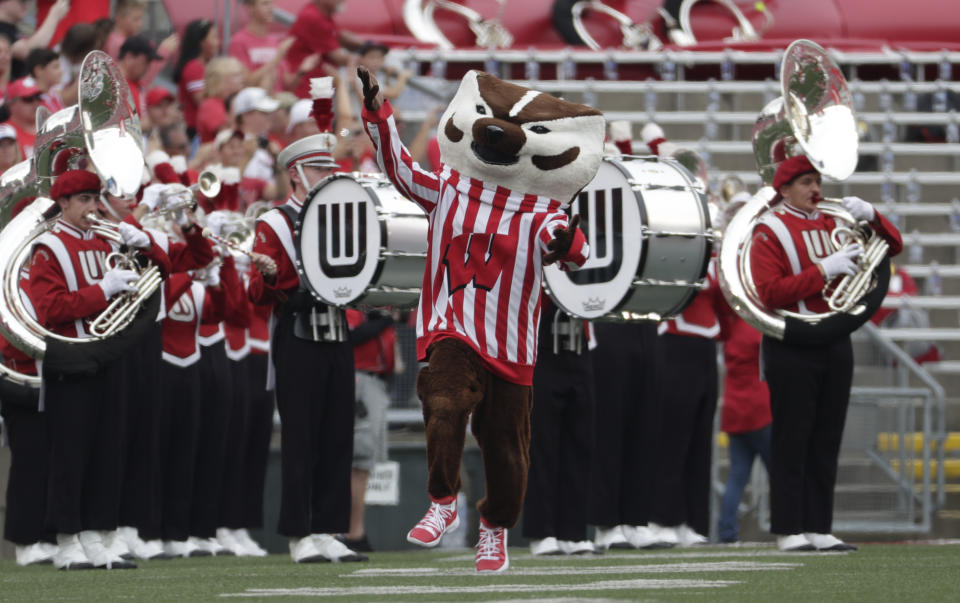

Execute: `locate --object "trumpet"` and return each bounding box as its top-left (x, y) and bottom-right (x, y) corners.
top-left (154, 169), bottom-right (222, 216)
top-left (201, 227), bottom-right (278, 276)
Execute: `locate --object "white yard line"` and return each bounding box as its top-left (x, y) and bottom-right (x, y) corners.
top-left (438, 548), bottom-right (824, 562)
top-left (220, 578), bottom-right (738, 598)
top-left (345, 560), bottom-right (800, 578)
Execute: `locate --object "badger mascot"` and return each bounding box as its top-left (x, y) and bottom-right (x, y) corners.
top-left (358, 66), bottom-right (605, 573)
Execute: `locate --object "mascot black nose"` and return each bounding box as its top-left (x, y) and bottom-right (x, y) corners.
top-left (484, 124), bottom-right (505, 144)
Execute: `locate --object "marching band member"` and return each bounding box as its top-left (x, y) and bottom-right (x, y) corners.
top-left (247, 76), bottom-right (365, 564)
top-left (0, 238), bottom-right (55, 566)
top-left (523, 300), bottom-right (597, 556)
top-left (217, 252), bottom-right (270, 557)
top-left (0, 335), bottom-right (55, 566)
top-left (29, 169), bottom-right (143, 570)
top-left (650, 260), bottom-right (722, 546)
top-left (750, 155), bottom-right (903, 551)
top-left (158, 248), bottom-right (243, 559)
top-left (96, 183), bottom-right (213, 561)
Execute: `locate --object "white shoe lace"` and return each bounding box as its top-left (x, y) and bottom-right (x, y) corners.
top-left (416, 502), bottom-right (455, 537)
top-left (476, 525), bottom-right (504, 561)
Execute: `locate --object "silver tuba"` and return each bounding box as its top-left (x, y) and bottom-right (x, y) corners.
top-left (403, 0), bottom-right (513, 49)
top-left (718, 39), bottom-right (890, 344)
top-left (672, 0), bottom-right (773, 46)
top-left (570, 1), bottom-right (662, 51)
top-left (0, 51), bottom-right (155, 387)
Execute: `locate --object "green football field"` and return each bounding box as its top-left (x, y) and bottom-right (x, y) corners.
top-left (1, 542), bottom-right (959, 601)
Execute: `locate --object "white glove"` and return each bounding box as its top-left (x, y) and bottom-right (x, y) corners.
top-left (117, 222), bottom-right (150, 249)
top-left (641, 122), bottom-right (665, 144)
top-left (819, 244), bottom-right (863, 280)
top-left (841, 196), bottom-right (875, 222)
top-left (139, 183), bottom-right (167, 211)
top-left (100, 268), bottom-right (138, 298)
top-left (202, 263), bottom-right (221, 287)
top-left (608, 120), bottom-right (632, 142)
top-left (174, 208), bottom-right (191, 228)
top-left (234, 254), bottom-right (251, 274)
top-left (205, 211), bottom-right (229, 238)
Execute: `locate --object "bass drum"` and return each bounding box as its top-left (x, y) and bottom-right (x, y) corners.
top-left (544, 156), bottom-right (712, 321)
top-left (295, 173), bottom-right (428, 309)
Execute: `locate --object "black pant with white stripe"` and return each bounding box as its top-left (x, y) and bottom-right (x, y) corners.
top-left (272, 313), bottom-right (355, 538)
top-left (648, 333), bottom-right (718, 536)
top-left (588, 322), bottom-right (659, 528)
top-left (763, 335), bottom-right (853, 535)
top-left (522, 340), bottom-right (594, 542)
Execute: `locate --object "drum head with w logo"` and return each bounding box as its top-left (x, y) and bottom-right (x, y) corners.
top-left (295, 174), bottom-right (382, 306)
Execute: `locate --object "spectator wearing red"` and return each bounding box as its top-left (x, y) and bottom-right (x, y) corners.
top-left (1, 0), bottom-right (70, 80)
top-left (174, 19), bottom-right (219, 139)
top-left (4, 77), bottom-right (41, 158)
top-left (34, 0), bottom-right (105, 50)
top-left (118, 35), bottom-right (163, 117)
top-left (25, 47), bottom-right (63, 114)
top-left (196, 56), bottom-right (245, 144)
top-left (285, 0), bottom-right (363, 98)
top-left (228, 0), bottom-right (293, 93)
top-left (0, 122), bottom-right (20, 172)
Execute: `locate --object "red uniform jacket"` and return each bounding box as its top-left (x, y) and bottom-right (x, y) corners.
top-left (658, 258), bottom-right (722, 339)
top-left (750, 201), bottom-right (903, 313)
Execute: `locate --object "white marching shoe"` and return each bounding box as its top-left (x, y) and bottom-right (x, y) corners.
top-left (54, 533), bottom-right (94, 570)
top-left (558, 540), bottom-right (597, 555)
top-left (190, 536), bottom-right (231, 556)
top-left (216, 528), bottom-right (246, 556)
top-left (804, 533), bottom-right (858, 552)
top-left (163, 539), bottom-right (199, 558)
top-left (593, 525), bottom-right (630, 550)
top-left (777, 533), bottom-right (816, 551)
top-left (102, 530), bottom-right (133, 560)
top-left (78, 530), bottom-right (136, 569)
top-left (312, 534), bottom-right (368, 562)
top-left (623, 525), bottom-right (671, 549)
top-left (289, 535), bottom-right (328, 563)
top-left (15, 542), bottom-right (57, 566)
top-left (676, 524), bottom-right (709, 547)
top-left (233, 529), bottom-right (268, 556)
top-left (529, 536), bottom-right (563, 556)
top-left (648, 523), bottom-right (680, 547)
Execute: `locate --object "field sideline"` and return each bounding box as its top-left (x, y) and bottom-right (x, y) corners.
top-left (1, 542), bottom-right (958, 601)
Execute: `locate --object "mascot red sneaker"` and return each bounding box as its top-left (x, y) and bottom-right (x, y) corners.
top-left (358, 66), bottom-right (604, 573)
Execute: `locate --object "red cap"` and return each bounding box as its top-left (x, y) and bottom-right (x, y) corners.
top-left (6, 78), bottom-right (41, 100)
top-left (50, 170), bottom-right (101, 200)
top-left (773, 155), bottom-right (817, 191)
top-left (153, 162), bottom-right (180, 184)
top-left (146, 87), bottom-right (175, 108)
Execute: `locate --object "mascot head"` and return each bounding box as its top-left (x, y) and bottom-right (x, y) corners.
top-left (438, 71), bottom-right (605, 204)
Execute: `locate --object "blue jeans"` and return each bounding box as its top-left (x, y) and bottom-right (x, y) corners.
top-left (718, 425), bottom-right (771, 542)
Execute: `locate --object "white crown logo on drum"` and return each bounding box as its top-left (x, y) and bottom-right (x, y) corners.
top-left (333, 286), bottom-right (353, 298)
top-left (582, 297), bottom-right (605, 312)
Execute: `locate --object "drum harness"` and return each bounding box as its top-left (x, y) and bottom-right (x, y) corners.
top-left (276, 204), bottom-right (347, 343)
top-left (550, 309), bottom-right (585, 355)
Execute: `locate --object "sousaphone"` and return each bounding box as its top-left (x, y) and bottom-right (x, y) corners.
top-left (718, 39), bottom-right (890, 345)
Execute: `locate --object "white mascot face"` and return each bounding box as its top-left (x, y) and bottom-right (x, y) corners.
top-left (437, 71), bottom-right (605, 204)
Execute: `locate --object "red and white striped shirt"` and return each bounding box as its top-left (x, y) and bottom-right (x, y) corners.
top-left (750, 201), bottom-right (902, 314)
top-left (363, 102), bottom-right (589, 385)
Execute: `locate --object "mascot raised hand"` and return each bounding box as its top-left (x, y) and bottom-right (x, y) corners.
top-left (358, 66), bottom-right (604, 573)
